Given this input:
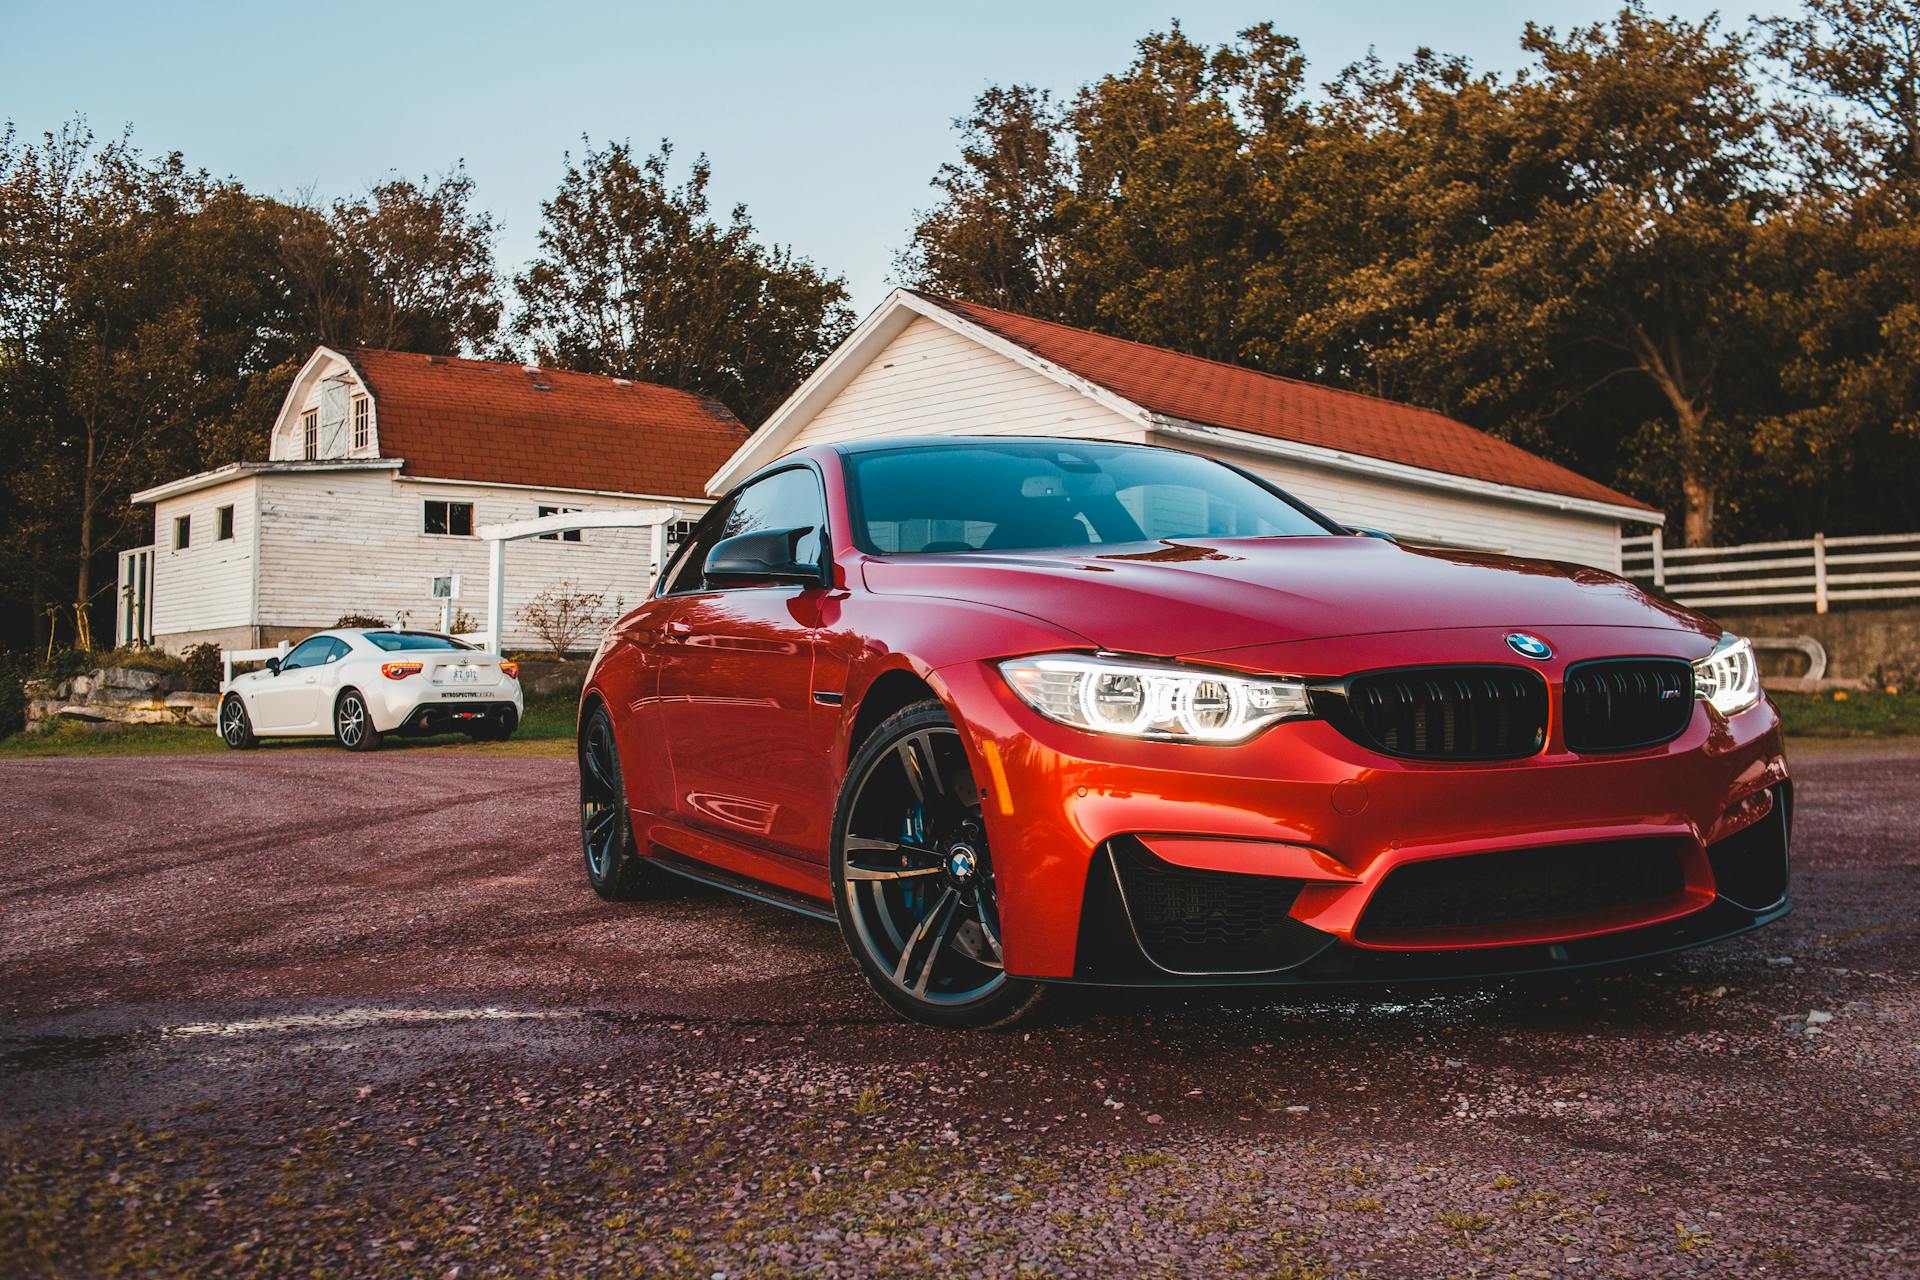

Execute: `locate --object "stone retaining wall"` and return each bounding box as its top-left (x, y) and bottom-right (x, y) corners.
top-left (25, 667), bottom-right (219, 731)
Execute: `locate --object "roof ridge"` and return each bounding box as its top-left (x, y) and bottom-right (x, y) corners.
top-left (912, 290), bottom-right (1474, 429)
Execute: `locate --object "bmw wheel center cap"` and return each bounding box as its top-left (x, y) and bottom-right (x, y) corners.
top-left (1505, 632), bottom-right (1553, 660)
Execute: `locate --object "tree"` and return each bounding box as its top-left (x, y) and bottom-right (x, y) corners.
top-left (513, 139), bottom-right (853, 425)
top-left (277, 166), bottom-right (502, 356)
top-left (896, 85), bottom-right (1075, 315)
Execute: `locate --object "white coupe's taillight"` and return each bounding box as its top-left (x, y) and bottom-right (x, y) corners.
top-left (381, 662), bottom-right (423, 680)
top-left (498, 660), bottom-right (520, 680)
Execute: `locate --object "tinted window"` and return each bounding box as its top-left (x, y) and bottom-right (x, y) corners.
top-left (279, 637), bottom-right (335, 671)
top-left (846, 443), bottom-right (1334, 554)
top-left (365, 631), bottom-right (473, 652)
top-left (662, 468), bottom-right (827, 594)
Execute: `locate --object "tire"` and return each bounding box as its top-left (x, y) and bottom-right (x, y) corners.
top-left (219, 693), bottom-right (259, 750)
top-left (334, 688), bottom-right (382, 752)
top-left (831, 699), bottom-right (1045, 1029)
top-left (579, 702), bottom-right (660, 900)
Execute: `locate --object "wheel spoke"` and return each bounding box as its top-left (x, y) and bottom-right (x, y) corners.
top-left (896, 735), bottom-right (929, 804)
top-left (912, 897), bottom-right (961, 996)
top-left (843, 862), bottom-right (945, 882)
top-left (892, 886), bottom-right (956, 985)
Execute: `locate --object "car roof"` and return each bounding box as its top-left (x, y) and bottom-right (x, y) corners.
top-left (826, 434), bottom-right (1158, 457)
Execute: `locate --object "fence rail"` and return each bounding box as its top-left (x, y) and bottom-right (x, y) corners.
top-left (1622, 530), bottom-right (1920, 612)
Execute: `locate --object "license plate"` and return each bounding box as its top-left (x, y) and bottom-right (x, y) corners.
top-left (451, 667), bottom-right (477, 683)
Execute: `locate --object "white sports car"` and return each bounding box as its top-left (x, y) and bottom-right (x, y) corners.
top-left (218, 628), bottom-right (524, 751)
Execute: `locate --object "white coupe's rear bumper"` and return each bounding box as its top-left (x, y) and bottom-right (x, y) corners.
top-left (368, 680), bottom-right (524, 733)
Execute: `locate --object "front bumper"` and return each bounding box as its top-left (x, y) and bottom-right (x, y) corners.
top-left (933, 626), bottom-right (1791, 983)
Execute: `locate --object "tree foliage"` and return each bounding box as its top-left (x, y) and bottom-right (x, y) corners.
top-left (513, 139), bottom-right (853, 426)
top-left (899, 1), bottom-right (1920, 546)
top-left (0, 119), bottom-right (504, 652)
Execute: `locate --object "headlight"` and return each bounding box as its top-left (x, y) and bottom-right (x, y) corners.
top-left (1692, 633), bottom-right (1760, 716)
top-left (998, 653), bottom-right (1312, 743)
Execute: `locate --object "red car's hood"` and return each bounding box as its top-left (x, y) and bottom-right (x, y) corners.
top-left (859, 536), bottom-right (1716, 657)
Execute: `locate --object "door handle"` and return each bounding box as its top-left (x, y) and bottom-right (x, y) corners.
top-left (665, 620), bottom-right (694, 641)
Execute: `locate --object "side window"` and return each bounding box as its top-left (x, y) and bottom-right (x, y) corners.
top-left (658, 468), bottom-right (828, 595)
top-left (719, 468), bottom-right (826, 563)
top-left (323, 638), bottom-right (351, 664)
top-left (660, 497), bottom-right (737, 596)
top-left (279, 637), bottom-right (333, 672)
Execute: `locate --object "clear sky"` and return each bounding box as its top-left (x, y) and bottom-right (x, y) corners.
top-left (5, 0), bottom-right (1742, 316)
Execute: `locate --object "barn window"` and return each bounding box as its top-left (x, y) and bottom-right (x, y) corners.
top-left (174, 515), bottom-right (191, 550)
top-left (352, 396), bottom-right (369, 450)
top-left (667, 518), bottom-right (698, 548)
top-left (423, 500), bottom-right (474, 537)
top-left (538, 505), bottom-right (582, 542)
top-left (217, 505), bottom-right (234, 541)
top-left (302, 409), bottom-right (318, 460)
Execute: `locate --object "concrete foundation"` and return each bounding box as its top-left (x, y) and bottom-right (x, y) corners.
top-left (1713, 603), bottom-right (1918, 688)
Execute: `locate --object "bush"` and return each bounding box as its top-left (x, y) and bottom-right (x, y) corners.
top-left (335, 613), bottom-right (389, 628)
top-left (35, 647), bottom-right (95, 683)
top-left (181, 642), bottom-right (223, 693)
top-left (99, 645), bottom-right (185, 676)
top-left (0, 652), bottom-right (27, 738)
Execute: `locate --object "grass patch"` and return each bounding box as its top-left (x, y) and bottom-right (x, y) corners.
top-left (0, 692), bottom-right (579, 759)
top-left (1772, 690), bottom-right (1920, 739)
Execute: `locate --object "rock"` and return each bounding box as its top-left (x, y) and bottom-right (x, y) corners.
top-left (70, 674), bottom-right (93, 698)
top-left (57, 702), bottom-right (176, 726)
top-left (165, 691), bottom-right (218, 709)
top-left (26, 698), bottom-right (63, 727)
top-left (1805, 1010), bottom-right (1833, 1024)
top-left (95, 666), bottom-right (176, 693)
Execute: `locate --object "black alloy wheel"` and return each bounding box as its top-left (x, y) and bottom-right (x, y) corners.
top-left (579, 703), bottom-right (657, 900)
top-left (831, 700), bottom-right (1044, 1028)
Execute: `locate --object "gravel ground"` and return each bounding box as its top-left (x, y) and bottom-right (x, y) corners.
top-left (1, 739), bottom-right (1916, 1278)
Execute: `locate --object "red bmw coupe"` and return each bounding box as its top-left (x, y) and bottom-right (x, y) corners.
top-left (577, 437), bottom-right (1790, 1027)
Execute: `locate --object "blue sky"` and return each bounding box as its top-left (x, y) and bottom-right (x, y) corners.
top-left (6, 0), bottom-right (1739, 315)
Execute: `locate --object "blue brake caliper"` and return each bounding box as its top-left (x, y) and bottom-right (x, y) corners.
top-left (901, 802), bottom-right (927, 917)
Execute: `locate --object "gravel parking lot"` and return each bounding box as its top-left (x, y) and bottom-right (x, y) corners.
top-left (2, 739), bottom-right (1916, 1278)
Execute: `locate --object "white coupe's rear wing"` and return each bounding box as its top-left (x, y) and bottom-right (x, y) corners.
top-left (220, 642), bottom-right (290, 692)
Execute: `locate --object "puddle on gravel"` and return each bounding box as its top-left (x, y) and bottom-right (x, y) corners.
top-left (0, 1006), bottom-right (590, 1073)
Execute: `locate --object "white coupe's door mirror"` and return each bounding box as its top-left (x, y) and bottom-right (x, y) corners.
top-left (265, 657), bottom-right (282, 675)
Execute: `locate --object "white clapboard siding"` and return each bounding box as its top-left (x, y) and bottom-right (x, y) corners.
top-left (1197, 439), bottom-right (1624, 569)
top-left (150, 477), bottom-right (260, 636)
top-left (788, 316), bottom-right (1145, 451)
top-left (254, 472), bottom-right (703, 650)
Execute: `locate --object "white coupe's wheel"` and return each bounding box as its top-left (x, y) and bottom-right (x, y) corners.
top-left (219, 694), bottom-right (258, 750)
top-left (334, 688), bottom-right (382, 752)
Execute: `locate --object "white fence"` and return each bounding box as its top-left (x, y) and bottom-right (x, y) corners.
top-left (1623, 530), bottom-right (1920, 613)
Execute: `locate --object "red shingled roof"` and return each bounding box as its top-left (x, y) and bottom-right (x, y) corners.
top-left (346, 349), bottom-right (747, 498)
top-left (916, 293), bottom-right (1653, 512)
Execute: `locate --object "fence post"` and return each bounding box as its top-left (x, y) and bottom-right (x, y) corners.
top-left (1650, 526), bottom-right (1666, 591)
top-left (1813, 532), bottom-right (1829, 614)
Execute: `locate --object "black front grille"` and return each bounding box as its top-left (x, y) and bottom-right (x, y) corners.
top-left (1321, 665), bottom-right (1548, 760)
top-left (1563, 658), bottom-right (1694, 753)
top-left (1110, 842), bottom-right (1317, 973)
top-left (1357, 839), bottom-right (1685, 939)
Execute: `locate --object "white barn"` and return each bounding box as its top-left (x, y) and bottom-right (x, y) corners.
top-left (122, 347), bottom-right (743, 652)
top-left (711, 290), bottom-right (1663, 566)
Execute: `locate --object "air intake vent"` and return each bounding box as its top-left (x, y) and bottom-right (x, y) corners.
top-left (1108, 841), bottom-right (1318, 974)
top-left (1562, 658), bottom-right (1694, 753)
top-left (1319, 665), bottom-right (1548, 761)
top-left (1358, 839), bottom-right (1685, 939)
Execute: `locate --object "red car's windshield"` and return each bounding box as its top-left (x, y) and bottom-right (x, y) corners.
top-left (845, 442), bottom-right (1337, 554)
